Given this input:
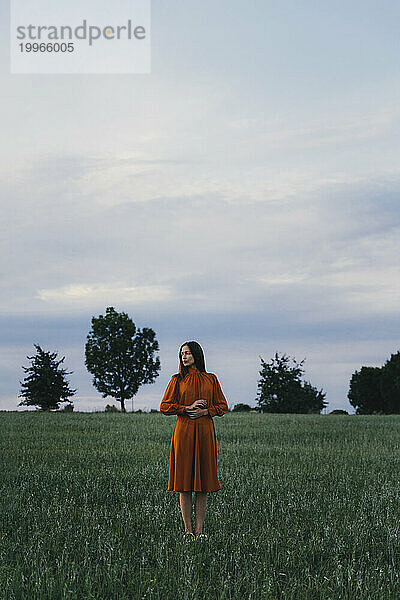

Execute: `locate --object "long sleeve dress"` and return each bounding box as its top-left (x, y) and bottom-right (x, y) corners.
top-left (159, 369), bottom-right (229, 492)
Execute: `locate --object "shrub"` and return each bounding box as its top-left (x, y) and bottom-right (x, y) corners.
top-left (232, 403), bottom-right (252, 412)
top-left (105, 404), bottom-right (121, 412)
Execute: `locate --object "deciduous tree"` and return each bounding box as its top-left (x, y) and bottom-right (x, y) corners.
top-left (348, 366), bottom-right (382, 415)
top-left (256, 352), bottom-right (327, 414)
top-left (380, 352), bottom-right (400, 414)
top-left (85, 307), bottom-right (160, 412)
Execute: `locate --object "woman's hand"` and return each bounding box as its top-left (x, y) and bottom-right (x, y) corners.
top-left (185, 399), bottom-right (208, 419)
top-left (186, 407), bottom-right (208, 419)
top-left (190, 399), bottom-right (207, 409)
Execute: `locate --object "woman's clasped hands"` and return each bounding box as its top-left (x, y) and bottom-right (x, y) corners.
top-left (185, 398), bottom-right (208, 419)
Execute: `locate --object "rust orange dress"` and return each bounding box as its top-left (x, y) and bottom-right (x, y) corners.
top-left (160, 369), bottom-right (229, 492)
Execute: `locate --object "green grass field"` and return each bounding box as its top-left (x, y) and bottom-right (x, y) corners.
top-left (1, 411), bottom-right (399, 599)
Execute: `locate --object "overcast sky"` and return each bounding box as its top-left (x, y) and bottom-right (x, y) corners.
top-left (1, 0), bottom-right (399, 413)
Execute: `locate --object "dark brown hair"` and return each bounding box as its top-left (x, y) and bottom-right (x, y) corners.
top-left (176, 341), bottom-right (206, 379)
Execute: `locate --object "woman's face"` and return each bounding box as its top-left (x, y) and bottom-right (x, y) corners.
top-left (181, 345), bottom-right (195, 369)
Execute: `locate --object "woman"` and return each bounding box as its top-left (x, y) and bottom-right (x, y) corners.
top-left (159, 341), bottom-right (229, 540)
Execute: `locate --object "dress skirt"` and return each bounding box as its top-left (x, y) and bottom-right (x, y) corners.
top-left (168, 414), bottom-right (221, 492)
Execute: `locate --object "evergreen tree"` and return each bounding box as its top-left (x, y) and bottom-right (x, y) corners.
top-left (85, 306), bottom-right (160, 412)
top-left (19, 344), bottom-right (76, 411)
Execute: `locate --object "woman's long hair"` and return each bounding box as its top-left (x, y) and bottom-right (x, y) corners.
top-left (177, 341), bottom-right (206, 379)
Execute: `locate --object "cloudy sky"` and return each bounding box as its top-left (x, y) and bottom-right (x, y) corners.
top-left (1, 0), bottom-right (399, 413)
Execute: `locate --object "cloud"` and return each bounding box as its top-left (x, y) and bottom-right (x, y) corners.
top-left (36, 283), bottom-right (174, 304)
top-left (226, 108), bottom-right (398, 149)
top-left (1, 150), bottom-right (399, 329)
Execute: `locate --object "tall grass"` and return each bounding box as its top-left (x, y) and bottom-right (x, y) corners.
top-left (1, 412), bottom-right (399, 599)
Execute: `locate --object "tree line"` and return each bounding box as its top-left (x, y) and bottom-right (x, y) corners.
top-left (17, 306), bottom-right (400, 414)
top-left (347, 353), bottom-right (400, 414)
top-left (19, 307), bottom-right (160, 413)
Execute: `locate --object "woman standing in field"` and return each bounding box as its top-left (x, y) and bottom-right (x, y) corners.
top-left (160, 341), bottom-right (229, 540)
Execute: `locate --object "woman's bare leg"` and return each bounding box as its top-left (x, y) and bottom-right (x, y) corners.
top-left (194, 492), bottom-right (207, 534)
top-left (179, 492), bottom-right (193, 533)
